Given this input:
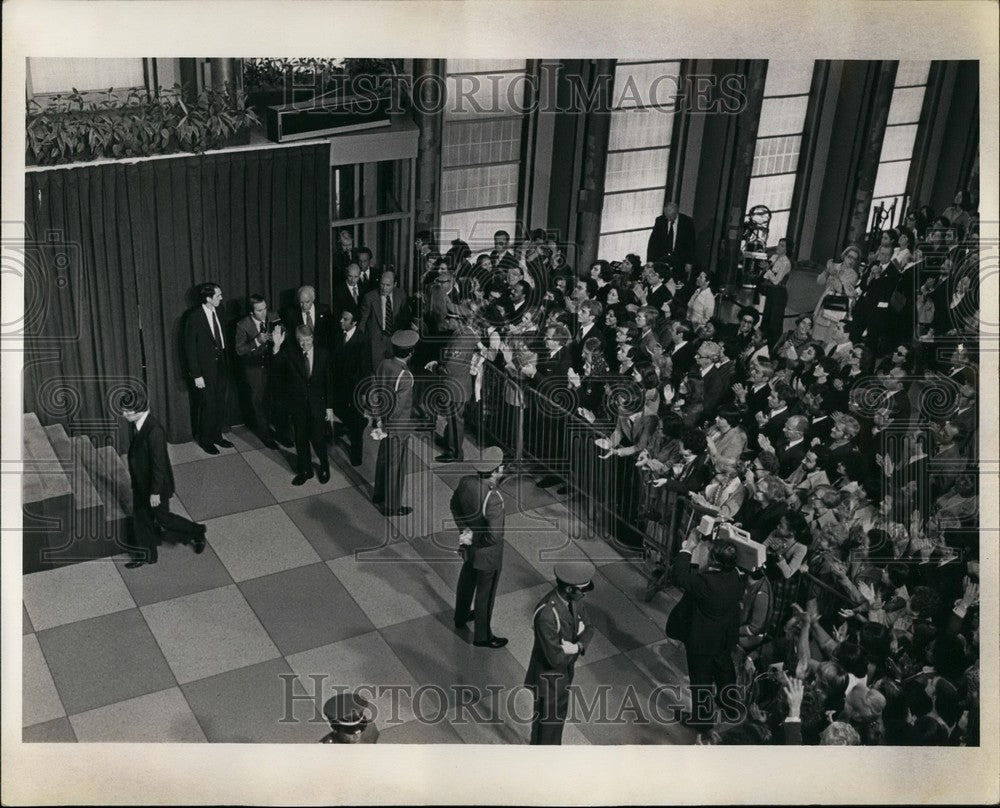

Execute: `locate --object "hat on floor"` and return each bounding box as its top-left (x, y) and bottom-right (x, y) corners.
top-left (470, 446), bottom-right (504, 474)
top-left (554, 561), bottom-right (595, 592)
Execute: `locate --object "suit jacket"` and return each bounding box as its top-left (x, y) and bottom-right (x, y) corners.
top-left (525, 587), bottom-right (594, 684)
top-left (333, 246), bottom-right (360, 284)
top-left (647, 212), bottom-right (696, 267)
top-left (359, 288), bottom-right (410, 372)
top-left (759, 407), bottom-right (793, 447)
top-left (669, 341), bottom-right (696, 385)
top-left (702, 360), bottom-right (735, 422)
top-left (127, 415), bottom-right (175, 501)
top-left (646, 283), bottom-right (672, 313)
top-left (330, 328), bottom-right (366, 407)
top-left (533, 347), bottom-right (572, 406)
top-left (451, 475), bottom-right (505, 571)
top-left (234, 314), bottom-right (272, 370)
top-left (672, 551), bottom-right (745, 656)
top-left (571, 323), bottom-right (605, 372)
top-left (183, 305), bottom-right (226, 383)
top-left (274, 343), bottom-right (333, 419)
top-left (776, 439), bottom-right (809, 479)
top-left (332, 281), bottom-right (365, 321)
top-left (438, 325), bottom-right (478, 405)
top-left (283, 303), bottom-right (335, 352)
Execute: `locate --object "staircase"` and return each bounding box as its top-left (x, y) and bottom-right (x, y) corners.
top-left (22, 413), bottom-right (133, 574)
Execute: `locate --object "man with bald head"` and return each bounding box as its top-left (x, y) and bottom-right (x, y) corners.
top-left (358, 269), bottom-right (410, 376)
top-left (647, 200), bottom-right (696, 279)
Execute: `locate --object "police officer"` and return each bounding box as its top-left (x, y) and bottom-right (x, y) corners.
top-left (371, 329), bottom-right (418, 515)
top-left (524, 561), bottom-right (596, 744)
top-left (320, 693), bottom-right (380, 744)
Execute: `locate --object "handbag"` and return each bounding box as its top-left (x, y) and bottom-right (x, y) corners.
top-left (664, 592), bottom-right (694, 642)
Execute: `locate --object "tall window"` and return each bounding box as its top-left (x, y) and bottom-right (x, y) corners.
top-left (439, 60), bottom-right (528, 251)
top-left (745, 60), bottom-right (815, 247)
top-left (598, 60), bottom-right (681, 261)
top-left (870, 61), bottom-right (932, 227)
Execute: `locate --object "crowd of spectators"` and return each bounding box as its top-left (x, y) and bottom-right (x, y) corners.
top-left (352, 194), bottom-right (981, 746)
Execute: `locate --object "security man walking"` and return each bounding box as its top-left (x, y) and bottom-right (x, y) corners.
top-left (524, 561), bottom-right (596, 744)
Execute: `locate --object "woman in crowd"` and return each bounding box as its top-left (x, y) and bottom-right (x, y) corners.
top-left (774, 313), bottom-right (815, 361)
top-left (814, 246), bottom-right (861, 326)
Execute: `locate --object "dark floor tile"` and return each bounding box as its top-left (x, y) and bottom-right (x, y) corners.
top-left (238, 563), bottom-right (376, 656)
top-left (115, 541), bottom-right (233, 607)
top-left (22, 717), bottom-right (77, 743)
top-left (172, 453), bottom-right (277, 522)
top-left (36, 609), bottom-right (176, 715)
top-left (282, 486), bottom-right (402, 561)
top-left (411, 531), bottom-right (546, 597)
top-left (181, 658), bottom-right (321, 743)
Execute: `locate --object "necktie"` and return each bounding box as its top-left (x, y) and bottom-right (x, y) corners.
top-left (384, 293), bottom-right (393, 333)
top-left (306, 310), bottom-right (314, 331)
top-left (667, 220), bottom-right (675, 252)
top-left (258, 320), bottom-right (265, 335)
top-left (305, 350), bottom-right (312, 377)
top-left (212, 310), bottom-right (223, 348)
top-left (351, 286), bottom-right (358, 303)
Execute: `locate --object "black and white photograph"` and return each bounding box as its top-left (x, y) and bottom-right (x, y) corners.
top-left (2, 1), bottom-right (998, 805)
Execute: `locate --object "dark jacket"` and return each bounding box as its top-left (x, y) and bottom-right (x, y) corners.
top-left (182, 305), bottom-right (226, 384)
top-left (330, 328), bottom-right (366, 407)
top-left (525, 587), bottom-right (595, 685)
top-left (672, 551), bottom-right (745, 656)
top-left (450, 475), bottom-right (505, 571)
top-left (273, 343), bottom-right (334, 419)
top-left (283, 303), bottom-right (336, 352)
top-left (647, 212), bottom-right (696, 267)
top-left (128, 414), bottom-right (175, 501)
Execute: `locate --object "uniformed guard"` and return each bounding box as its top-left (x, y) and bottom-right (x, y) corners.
top-left (372, 329), bottom-right (418, 515)
top-left (320, 692), bottom-right (380, 744)
top-left (524, 561), bottom-right (596, 744)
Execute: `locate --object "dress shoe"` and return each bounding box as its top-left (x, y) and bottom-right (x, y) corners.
top-left (435, 453), bottom-right (457, 463)
top-left (536, 475), bottom-right (561, 488)
top-left (200, 443), bottom-right (220, 455)
top-left (350, 457), bottom-right (363, 467)
top-left (125, 555), bottom-right (157, 569)
top-left (216, 438), bottom-right (234, 449)
top-left (317, 468), bottom-right (331, 484)
top-left (262, 438), bottom-right (279, 450)
top-left (192, 536), bottom-right (206, 554)
top-left (555, 485), bottom-right (569, 495)
top-left (473, 636), bottom-right (508, 649)
top-left (292, 471), bottom-right (314, 486)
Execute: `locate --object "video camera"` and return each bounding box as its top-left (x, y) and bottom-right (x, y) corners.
top-left (696, 516), bottom-right (767, 572)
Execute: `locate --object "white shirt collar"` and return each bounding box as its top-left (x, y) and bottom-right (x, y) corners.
top-left (135, 411), bottom-right (150, 432)
top-left (344, 326), bottom-right (356, 341)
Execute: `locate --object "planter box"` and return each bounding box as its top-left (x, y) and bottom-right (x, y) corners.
top-left (264, 91), bottom-right (392, 143)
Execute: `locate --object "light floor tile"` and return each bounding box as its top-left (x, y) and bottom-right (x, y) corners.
top-left (327, 542), bottom-right (454, 629)
top-left (202, 505), bottom-right (321, 582)
top-left (140, 585), bottom-right (280, 684)
top-left (69, 687), bottom-right (207, 742)
top-left (22, 634), bottom-right (65, 727)
top-left (243, 446), bottom-right (352, 503)
top-left (23, 559), bottom-right (135, 631)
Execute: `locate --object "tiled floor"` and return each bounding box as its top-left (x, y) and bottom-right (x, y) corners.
top-left (22, 429), bottom-right (697, 744)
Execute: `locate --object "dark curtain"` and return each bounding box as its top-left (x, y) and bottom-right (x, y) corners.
top-left (24, 144), bottom-right (330, 443)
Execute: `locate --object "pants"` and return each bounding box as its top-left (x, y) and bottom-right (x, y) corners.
top-left (685, 648), bottom-right (737, 729)
top-left (242, 364), bottom-right (271, 437)
top-left (454, 561), bottom-right (500, 643)
top-left (292, 406), bottom-right (330, 475)
top-left (529, 669), bottom-right (573, 745)
top-left (130, 495), bottom-right (202, 560)
top-left (332, 397), bottom-right (365, 464)
top-left (194, 360), bottom-right (229, 446)
top-left (374, 434), bottom-right (408, 510)
top-left (443, 408), bottom-right (466, 459)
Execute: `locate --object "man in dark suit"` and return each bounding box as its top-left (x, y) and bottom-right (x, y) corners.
top-left (766, 415), bottom-right (810, 478)
top-left (356, 247), bottom-right (381, 293)
top-left (430, 307), bottom-right (478, 463)
top-left (183, 281), bottom-right (233, 455)
top-left (672, 538), bottom-right (745, 734)
top-left (333, 227), bottom-right (360, 286)
top-left (333, 264), bottom-right (365, 323)
top-left (532, 324), bottom-right (574, 491)
top-left (371, 329), bottom-right (418, 515)
top-left (234, 294), bottom-right (279, 449)
top-left (755, 384), bottom-right (796, 449)
top-left (330, 309), bottom-right (367, 466)
top-left (570, 298), bottom-right (604, 372)
top-left (271, 323), bottom-right (334, 486)
top-left (452, 447), bottom-right (508, 648)
top-left (121, 395), bottom-right (206, 568)
top-left (647, 201), bottom-right (697, 278)
top-left (284, 285), bottom-right (335, 353)
top-left (525, 562), bottom-right (596, 745)
top-left (490, 229), bottom-right (519, 271)
top-left (358, 270), bottom-right (410, 377)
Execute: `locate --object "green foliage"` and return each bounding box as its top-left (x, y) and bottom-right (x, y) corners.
top-left (25, 84), bottom-right (261, 167)
top-left (241, 57), bottom-right (400, 95)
